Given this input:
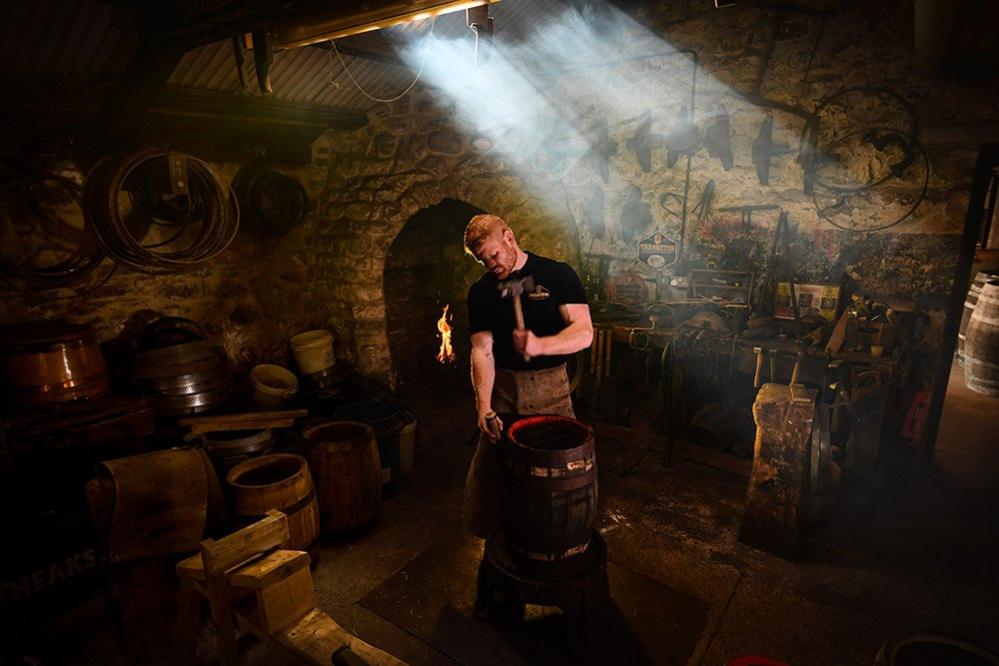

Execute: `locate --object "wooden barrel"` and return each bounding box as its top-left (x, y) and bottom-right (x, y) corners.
top-left (964, 279), bottom-right (999, 396)
top-left (334, 400), bottom-right (404, 499)
top-left (302, 421), bottom-right (381, 535)
top-left (958, 269), bottom-right (999, 365)
top-left (226, 453), bottom-right (320, 566)
top-left (875, 633), bottom-right (999, 665)
top-left (502, 415), bottom-right (598, 577)
top-left (0, 321), bottom-right (109, 404)
top-left (201, 428), bottom-right (274, 476)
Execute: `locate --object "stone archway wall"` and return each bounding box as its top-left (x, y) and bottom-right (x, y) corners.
top-left (261, 94), bottom-right (580, 385)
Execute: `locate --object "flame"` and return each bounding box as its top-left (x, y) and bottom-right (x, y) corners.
top-left (436, 304), bottom-right (456, 364)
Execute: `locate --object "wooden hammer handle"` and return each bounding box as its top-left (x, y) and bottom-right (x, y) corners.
top-left (512, 297), bottom-right (530, 362)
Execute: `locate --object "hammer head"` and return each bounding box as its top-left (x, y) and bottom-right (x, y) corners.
top-left (497, 274), bottom-right (534, 299)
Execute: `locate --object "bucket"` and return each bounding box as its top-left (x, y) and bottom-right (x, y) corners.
top-left (290, 330), bottom-right (335, 375)
top-left (302, 421), bottom-right (381, 534)
top-left (249, 364), bottom-right (298, 409)
top-left (502, 415), bottom-right (598, 578)
top-left (399, 411), bottom-right (418, 475)
top-left (226, 453), bottom-right (321, 567)
top-left (333, 400), bottom-right (403, 499)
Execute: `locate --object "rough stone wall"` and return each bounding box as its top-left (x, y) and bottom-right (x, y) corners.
top-left (0, 162), bottom-right (313, 371)
top-left (277, 1), bottom-right (997, 384)
top-left (3, 1), bottom-right (996, 391)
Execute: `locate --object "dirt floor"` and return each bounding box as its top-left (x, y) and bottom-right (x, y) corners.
top-left (40, 364), bottom-right (999, 665)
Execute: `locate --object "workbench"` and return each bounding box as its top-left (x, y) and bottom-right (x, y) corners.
top-left (585, 320), bottom-right (900, 470)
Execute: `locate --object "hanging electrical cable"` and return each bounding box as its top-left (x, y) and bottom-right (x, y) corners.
top-left (328, 17), bottom-right (436, 103)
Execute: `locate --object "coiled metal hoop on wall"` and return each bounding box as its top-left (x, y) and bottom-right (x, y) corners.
top-left (0, 169), bottom-right (106, 288)
top-left (83, 150), bottom-right (239, 274)
top-left (231, 166), bottom-right (309, 238)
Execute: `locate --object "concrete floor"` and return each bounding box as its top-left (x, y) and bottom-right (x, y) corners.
top-left (47, 364), bottom-right (999, 664)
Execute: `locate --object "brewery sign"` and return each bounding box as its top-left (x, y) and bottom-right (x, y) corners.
top-left (638, 232), bottom-right (678, 270)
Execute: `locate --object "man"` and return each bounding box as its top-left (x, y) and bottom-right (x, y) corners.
top-left (462, 213), bottom-right (593, 538)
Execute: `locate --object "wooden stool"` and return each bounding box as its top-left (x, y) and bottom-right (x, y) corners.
top-left (175, 510), bottom-right (404, 666)
top-left (475, 527), bottom-right (609, 654)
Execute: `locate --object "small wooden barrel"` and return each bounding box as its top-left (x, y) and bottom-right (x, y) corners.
top-left (0, 322), bottom-right (110, 404)
top-left (202, 428), bottom-right (274, 476)
top-left (964, 279), bottom-right (999, 396)
top-left (957, 269), bottom-right (999, 365)
top-left (226, 453), bottom-right (320, 566)
top-left (502, 415), bottom-right (598, 578)
top-left (302, 421), bottom-right (382, 535)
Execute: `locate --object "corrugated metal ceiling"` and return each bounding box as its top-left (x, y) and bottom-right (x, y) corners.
top-left (0, 0), bottom-right (136, 81)
top-left (1, 0), bottom-right (569, 112)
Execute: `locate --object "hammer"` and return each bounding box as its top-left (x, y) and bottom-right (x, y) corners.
top-left (498, 274), bottom-right (534, 362)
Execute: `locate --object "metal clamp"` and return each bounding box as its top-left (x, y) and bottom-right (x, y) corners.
top-left (628, 315), bottom-right (660, 351)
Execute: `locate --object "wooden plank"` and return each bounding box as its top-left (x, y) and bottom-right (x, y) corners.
top-left (189, 419), bottom-right (296, 435)
top-left (249, 566), bottom-right (316, 634)
top-left (179, 410), bottom-right (307, 426)
top-left (151, 86), bottom-right (367, 130)
top-left (738, 383), bottom-right (815, 561)
top-left (201, 510), bottom-right (290, 574)
top-left (229, 550), bottom-right (309, 591)
top-left (588, 421), bottom-right (752, 478)
top-left (273, 608), bottom-right (406, 665)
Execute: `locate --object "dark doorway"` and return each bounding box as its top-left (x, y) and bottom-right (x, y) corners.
top-left (384, 199), bottom-right (486, 397)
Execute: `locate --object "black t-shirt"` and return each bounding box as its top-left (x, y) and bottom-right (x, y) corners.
top-left (467, 252), bottom-right (588, 370)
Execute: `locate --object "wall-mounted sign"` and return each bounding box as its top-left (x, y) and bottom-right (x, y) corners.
top-left (638, 232), bottom-right (678, 270)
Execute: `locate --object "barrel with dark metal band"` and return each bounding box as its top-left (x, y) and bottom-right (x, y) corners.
top-left (226, 453), bottom-right (321, 567)
top-left (501, 415), bottom-right (598, 578)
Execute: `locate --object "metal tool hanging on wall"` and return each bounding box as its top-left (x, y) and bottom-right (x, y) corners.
top-left (751, 114), bottom-right (791, 185)
top-left (232, 31), bottom-right (274, 93)
top-left (703, 104), bottom-right (733, 171)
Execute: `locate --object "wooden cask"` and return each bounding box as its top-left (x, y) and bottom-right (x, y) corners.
top-left (0, 321), bottom-right (109, 404)
top-left (227, 454), bottom-right (320, 566)
top-left (958, 270), bottom-right (999, 365)
top-left (302, 421), bottom-right (381, 535)
top-left (501, 415), bottom-right (598, 578)
top-left (964, 280), bottom-right (999, 396)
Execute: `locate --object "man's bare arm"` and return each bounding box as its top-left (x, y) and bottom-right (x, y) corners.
top-left (515, 304), bottom-right (594, 358)
top-left (470, 330), bottom-right (501, 438)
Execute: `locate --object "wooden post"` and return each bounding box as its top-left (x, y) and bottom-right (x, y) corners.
top-left (739, 383), bottom-right (815, 560)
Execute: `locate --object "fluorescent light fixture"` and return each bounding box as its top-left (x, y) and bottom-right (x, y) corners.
top-left (280, 1), bottom-right (500, 49)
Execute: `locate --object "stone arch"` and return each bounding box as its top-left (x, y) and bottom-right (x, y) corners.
top-left (383, 197), bottom-right (486, 395)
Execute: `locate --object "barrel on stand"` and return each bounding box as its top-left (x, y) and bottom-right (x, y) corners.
top-left (502, 415), bottom-right (598, 578)
top-left (302, 421), bottom-right (381, 535)
top-left (333, 400), bottom-right (404, 500)
top-left (958, 269), bottom-right (999, 366)
top-left (964, 279), bottom-right (999, 396)
top-left (226, 453), bottom-right (320, 566)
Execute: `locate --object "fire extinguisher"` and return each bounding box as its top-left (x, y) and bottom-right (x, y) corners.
top-left (900, 384), bottom-right (931, 442)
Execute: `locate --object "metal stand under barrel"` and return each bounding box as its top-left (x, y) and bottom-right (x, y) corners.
top-left (475, 526), bottom-right (609, 654)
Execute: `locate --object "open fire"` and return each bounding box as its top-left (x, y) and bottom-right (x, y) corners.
top-left (436, 304), bottom-right (456, 364)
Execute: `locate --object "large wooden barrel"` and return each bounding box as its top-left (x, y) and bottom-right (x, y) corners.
top-left (964, 279), bottom-right (999, 396)
top-left (874, 633), bottom-right (999, 665)
top-left (302, 421), bottom-right (381, 535)
top-left (502, 415), bottom-right (598, 577)
top-left (958, 269), bottom-right (999, 365)
top-left (0, 322), bottom-right (109, 404)
top-left (226, 453), bottom-right (320, 566)
top-left (334, 400), bottom-right (404, 499)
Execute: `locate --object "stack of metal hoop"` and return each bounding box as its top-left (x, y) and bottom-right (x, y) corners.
top-left (130, 317), bottom-right (227, 416)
